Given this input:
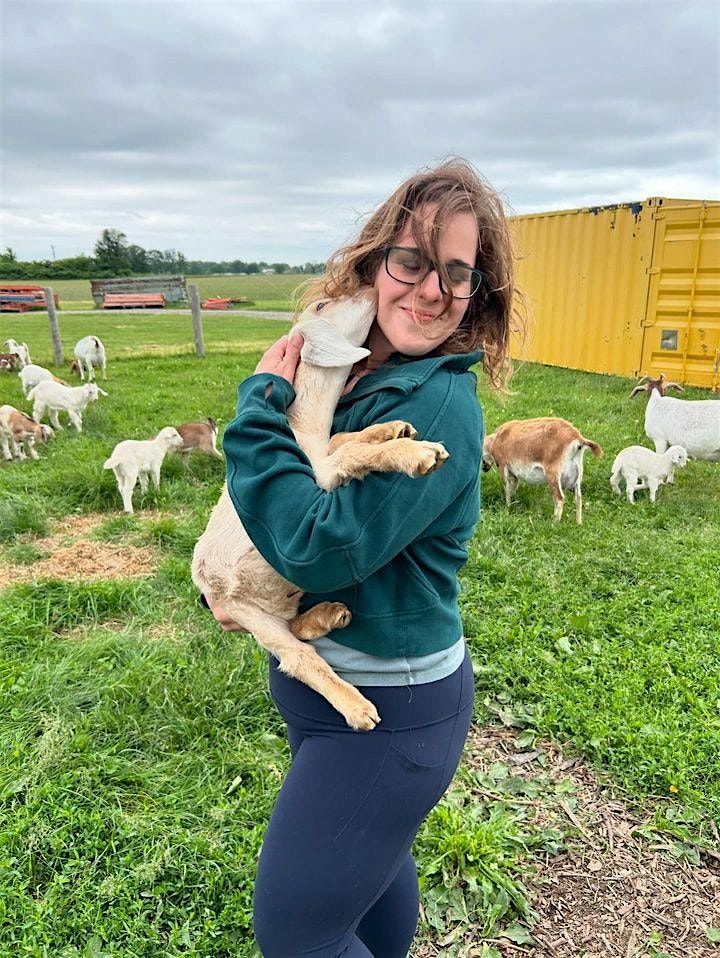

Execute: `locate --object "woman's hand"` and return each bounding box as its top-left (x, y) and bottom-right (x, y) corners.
top-left (205, 595), bottom-right (244, 631)
top-left (255, 333), bottom-right (304, 385)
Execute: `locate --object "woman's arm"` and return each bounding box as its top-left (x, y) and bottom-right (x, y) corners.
top-left (223, 370), bottom-right (483, 594)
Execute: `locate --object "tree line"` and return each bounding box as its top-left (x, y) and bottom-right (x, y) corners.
top-left (0, 229), bottom-right (326, 280)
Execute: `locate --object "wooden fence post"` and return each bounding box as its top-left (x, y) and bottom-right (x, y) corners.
top-left (43, 286), bottom-right (63, 365)
top-left (188, 284), bottom-right (205, 358)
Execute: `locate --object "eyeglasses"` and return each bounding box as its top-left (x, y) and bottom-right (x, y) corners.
top-left (383, 246), bottom-right (484, 300)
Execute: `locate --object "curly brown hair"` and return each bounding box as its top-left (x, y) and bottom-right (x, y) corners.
top-left (297, 158), bottom-right (522, 389)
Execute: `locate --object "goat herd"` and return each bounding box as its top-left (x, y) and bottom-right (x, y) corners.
top-left (482, 372), bottom-right (719, 523)
top-left (1, 333), bottom-right (719, 522)
top-left (0, 335), bottom-right (222, 514)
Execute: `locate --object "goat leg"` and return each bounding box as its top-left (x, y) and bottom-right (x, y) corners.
top-left (317, 438), bottom-right (448, 490)
top-left (221, 599), bottom-right (381, 731)
top-left (328, 420), bottom-right (418, 453)
top-left (289, 602), bottom-right (352, 640)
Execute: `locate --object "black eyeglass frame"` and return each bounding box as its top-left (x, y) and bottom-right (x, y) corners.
top-left (382, 245), bottom-right (485, 300)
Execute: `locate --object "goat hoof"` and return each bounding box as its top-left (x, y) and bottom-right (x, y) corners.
top-left (326, 602), bottom-right (352, 629)
top-left (344, 696), bottom-right (381, 731)
top-left (413, 441), bottom-right (449, 475)
top-left (391, 421), bottom-right (418, 440)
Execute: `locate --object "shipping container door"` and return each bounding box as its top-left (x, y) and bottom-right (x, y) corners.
top-left (639, 202), bottom-right (720, 389)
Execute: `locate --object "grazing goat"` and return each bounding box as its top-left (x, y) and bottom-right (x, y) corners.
top-left (4, 339), bottom-right (31, 368)
top-left (71, 335), bottom-right (107, 381)
top-left (175, 417), bottom-right (223, 464)
top-left (482, 417), bottom-right (603, 523)
top-left (610, 444), bottom-right (687, 503)
top-left (27, 380), bottom-right (107, 432)
top-left (0, 353), bottom-right (20, 371)
top-left (631, 374), bottom-right (720, 461)
top-left (192, 290), bottom-right (449, 730)
top-left (104, 427), bottom-right (184, 513)
top-left (0, 405), bottom-right (54, 461)
top-left (19, 363), bottom-right (68, 398)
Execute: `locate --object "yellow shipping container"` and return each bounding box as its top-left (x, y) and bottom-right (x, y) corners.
top-left (510, 198), bottom-right (720, 389)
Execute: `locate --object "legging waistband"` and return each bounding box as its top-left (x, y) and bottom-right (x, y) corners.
top-left (269, 645), bottom-right (474, 733)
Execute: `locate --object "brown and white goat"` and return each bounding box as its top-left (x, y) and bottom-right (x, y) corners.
top-left (0, 405), bottom-right (54, 460)
top-left (192, 289), bottom-right (449, 731)
top-left (482, 417), bottom-right (602, 523)
top-left (0, 353), bottom-right (19, 371)
top-left (174, 418), bottom-right (223, 465)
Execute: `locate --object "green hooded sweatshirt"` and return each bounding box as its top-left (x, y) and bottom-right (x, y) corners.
top-left (223, 351), bottom-right (483, 659)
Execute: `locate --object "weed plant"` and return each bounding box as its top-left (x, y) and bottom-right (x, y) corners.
top-left (0, 316), bottom-right (718, 954)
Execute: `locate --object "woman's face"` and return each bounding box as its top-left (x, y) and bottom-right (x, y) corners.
top-left (370, 207), bottom-right (479, 359)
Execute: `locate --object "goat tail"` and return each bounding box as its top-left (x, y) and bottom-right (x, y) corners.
top-left (207, 416), bottom-right (217, 432)
top-left (582, 438), bottom-right (603, 458)
top-left (103, 454), bottom-right (119, 470)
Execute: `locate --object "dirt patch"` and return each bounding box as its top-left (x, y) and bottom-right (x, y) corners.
top-left (0, 512), bottom-right (170, 587)
top-left (416, 726), bottom-right (719, 958)
top-left (0, 540), bottom-right (157, 586)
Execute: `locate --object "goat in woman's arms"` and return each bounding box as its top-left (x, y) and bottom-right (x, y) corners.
top-left (192, 290), bottom-right (449, 730)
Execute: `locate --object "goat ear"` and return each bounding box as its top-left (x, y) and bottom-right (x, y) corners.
top-left (665, 381), bottom-right (684, 393)
top-left (97, 387), bottom-right (109, 396)
top-left (292, 321), bottom-right (371, 368)
top-left (629, 384), bottom-right (647, 398)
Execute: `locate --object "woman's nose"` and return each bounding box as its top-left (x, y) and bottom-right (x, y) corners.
top-left (417, 268), bottom-right (443, 300)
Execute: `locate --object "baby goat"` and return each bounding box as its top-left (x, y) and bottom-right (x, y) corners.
top-left (175, 417), bottom-right (223, 465)
top-left (631, 374), bottom-right (720, 461)
top-left (104, 427), bottom-right (184, 513)
top-left (482, 417), bottom-right (602, 523)
top-left (4, 339), bottom-right (31, 368)
top-left (0, 353), bottom-right (20, 371)
top-left (192, 290), bottom-right (449, 731)
top-left (27, 381), bottom-right (107, 432)
top-left (71, 335), bottom-right (107, 381)
top-left (19, 364), bottom-right (68, 398)
top-left (610, 444), bottom-right (687, 503)
top-left (0, 405), bottom-right (54, 461)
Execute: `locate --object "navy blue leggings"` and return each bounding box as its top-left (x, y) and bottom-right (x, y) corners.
top-left (253, 648), bottom-right (474, 957)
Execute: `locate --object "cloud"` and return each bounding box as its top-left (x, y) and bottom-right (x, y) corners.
top-left (1, 0), bottom-right (718, 261)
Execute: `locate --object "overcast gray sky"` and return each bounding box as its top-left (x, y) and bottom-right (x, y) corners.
top-left (1, 0), bottom-right (718, 263)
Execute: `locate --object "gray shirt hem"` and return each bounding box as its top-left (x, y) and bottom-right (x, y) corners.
top-left (312, 635), bottom-right (467, 687)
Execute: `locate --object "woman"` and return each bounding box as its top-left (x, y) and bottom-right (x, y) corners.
top-left (206, 159), bottom-right (517, 957)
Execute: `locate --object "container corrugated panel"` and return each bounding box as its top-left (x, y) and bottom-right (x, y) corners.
top-left (509, 198), bottom-right (720, 388)
top-left (639, 202), bottom-right (720, 389)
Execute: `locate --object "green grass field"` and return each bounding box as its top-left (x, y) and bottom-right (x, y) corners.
top-left (1, 274), bottom-right (306, 312)
top-left (0, 312), bottom-right (718, 955)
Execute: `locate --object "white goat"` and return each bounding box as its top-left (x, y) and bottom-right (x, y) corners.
top-left (610, 444), bottom-right (688, 503)
top-left (4, 339), bottom-right (31, 368)
top-left (28, 381), bottom-right (107, 432)
top-left (0, 405), bottom-right (54, 460)
top-left (192, 290), bottom-right (449, 731)
top-left (631, 374), bottom-right (720, 461)
top-left (104, 427), bottom-right (184, 513)
top-left (19, 363), bottom-right (67, 398)
top-left (71, 335), bottom-right (107, 381)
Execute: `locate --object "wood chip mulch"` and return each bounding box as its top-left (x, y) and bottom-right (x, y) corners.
top-left (416, 726), bottom-right (719, 958)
